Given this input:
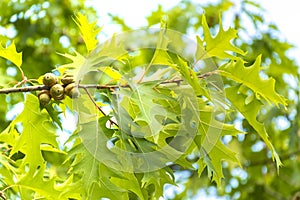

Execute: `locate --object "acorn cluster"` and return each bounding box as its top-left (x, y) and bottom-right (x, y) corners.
top-left (38, 73), bottom-right (80, 106)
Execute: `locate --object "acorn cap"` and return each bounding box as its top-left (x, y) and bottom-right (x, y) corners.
top-left (50, 84), bottom-right (65, 100)
top-left (38, 90), bottom-right (51, 106)
top-left (61, 74), bottom-right (75, 85)
top-left (43, 73), bottom-right (58, 87)
top-left (64, 83), bottom-right (80, 98)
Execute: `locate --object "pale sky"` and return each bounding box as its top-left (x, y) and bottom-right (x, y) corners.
top-left (87, 0), bottom-right (300, 66)
top-left (260, 0), bottom-right (300, 65)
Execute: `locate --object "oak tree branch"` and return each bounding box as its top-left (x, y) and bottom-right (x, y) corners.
top-left (0, 71), bottom-right (217, 94)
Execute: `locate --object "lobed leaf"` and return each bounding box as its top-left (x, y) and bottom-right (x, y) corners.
top-left (194, 101), bottom-right (243, 185)
top-left (196, 139), bottom-right (240, 185)
top-left (219, 55), bottom-right (287, 107)
top-left (0, 94), bottom-right (58, 176)
top-left (68, 143), bottom-right (129, 199)
top-left (141, 169), bottom-right (175, 199)
top-left (68, 117), bottom-right (147, 199)
top-left (56, 51), bottom-right (86, 76)
top-left (98, 66), bottom-right (122, 81)
top-left (0, 94), bottom-right (80, 199)
top-left (0, 41), bottom-right (22, 69)
top-left (196, 14), bottom-right (246, 60)
top-left (17, 164), bottom-right (82, 199)
top-left (118, 81), bottom-right (174, 125)
top-left (226, 85), bottom-right (282, 171)
top-left (73, 13), bottom-right (101, 52)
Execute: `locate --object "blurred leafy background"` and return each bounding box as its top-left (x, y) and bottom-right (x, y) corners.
top-left (0, 0), bottom-right (299, 199)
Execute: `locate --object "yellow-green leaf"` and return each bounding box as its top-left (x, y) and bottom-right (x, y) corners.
top-left (98, 66), bottom-right (122, 81)
top-left (197, 140), bottom-right (240, 185)
top-left (225, 85), bottom-right (282, 171)
top-left (57, 51), bottom-right (86, 76)
top-left (219, 55), bottom-right (287, 107)
top-left (73, 13), bottom-right (101, 52)
top-left (0, 41), bottom-right (22, 68)
top-left (2, 94), bottom-right (58, 176)
top-left (196, 14), bottom-right (245, 60)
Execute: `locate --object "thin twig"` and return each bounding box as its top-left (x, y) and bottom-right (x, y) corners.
top-left (82, 87), bottom-right (119, 127)
top-left (0, 85), bottom-right (49, 94)
top-left (0, 191), bottom-right (6, 200)
top-left (78, 83), bottom-right (128, 90)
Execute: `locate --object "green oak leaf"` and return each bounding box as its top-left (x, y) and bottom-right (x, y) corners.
top-left (17, 164), bottom-right (82, 200)
top-left (0, 41), bottom-right (22, 68)
top-left (118, 81), bottom-right (174, 125)
top-left (225, 85), bottom-right (282, 171)
top-left (68, 142), bottom-right (129, 199)
top-left (194, 104), bottom-right (242, 185)
top-left (110, 172), bottom-right (145, 200)
top-left (56, 51), bottom-right (86, 76)
top-left (196, 137), bottom-right (240, 186)
top-left (172, 55), bottom-right (211, 99)
top-left (168, 85), bottom-right (243, 185)
top-left (141, 168), bottom-right (175, 199)
top-left (69, 116), bottom-right (146, 199)
top-left (196, 14), bottom-right (246, 60)
top-left (6, 94), bottom-right (58, 175)
top-left (73, 13), bottom-right (101, 52)
top-left (219, 55), bottom-right (287, 107)
top-left (0, 94), bottom-right (76, 199)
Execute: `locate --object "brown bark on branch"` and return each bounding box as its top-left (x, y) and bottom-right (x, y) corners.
top-left (0, 71), bottom-right (218, 95)
top-left (0, 85), bottom-right (49, 94)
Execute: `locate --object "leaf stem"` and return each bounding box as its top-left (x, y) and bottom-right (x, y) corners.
top-left (82, 87), bottom-right (119, 127)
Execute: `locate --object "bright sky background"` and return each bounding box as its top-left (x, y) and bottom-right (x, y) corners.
top-left (260, 0), bottom-right (300, 65)
top-left (86, 0), bottom-right (300, 66)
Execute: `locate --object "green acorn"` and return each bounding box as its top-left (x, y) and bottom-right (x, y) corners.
top-left (50, 84), bottom-right (65, 100)
top-left (61, 74), bottom-right (75, 85)
top-left (64, 83), bottom-right (80, 98)
top-left (38, 90), bottom-right (51, 106)
top-left (43, 73), bottom-right (58, 87)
